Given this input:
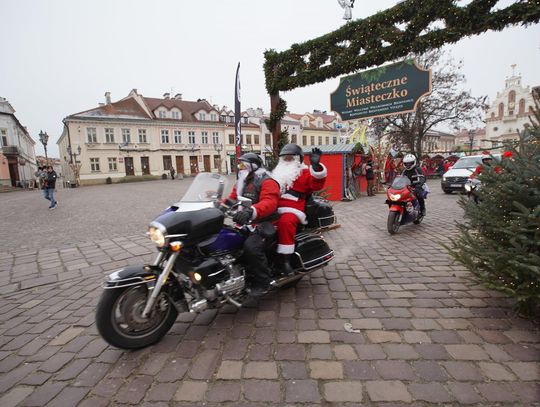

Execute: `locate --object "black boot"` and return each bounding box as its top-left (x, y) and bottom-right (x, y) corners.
top-left (279, 254), bottom-right (295, 277)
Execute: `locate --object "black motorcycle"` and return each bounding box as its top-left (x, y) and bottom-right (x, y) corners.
top-left (96, 173), bottom-right (336, 349)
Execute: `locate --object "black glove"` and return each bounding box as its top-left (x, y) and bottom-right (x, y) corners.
top-left (311, 147), bottom-right (323, 171)
top-left (233, 208), bottom-right (254, 225)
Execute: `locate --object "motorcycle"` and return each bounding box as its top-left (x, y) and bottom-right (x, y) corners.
top-left (385, 175), bottom-right (426, 235)
top-left (464, 178), bottom-right (481, 204)
top-left (96, 172), bottom-right (336, 349)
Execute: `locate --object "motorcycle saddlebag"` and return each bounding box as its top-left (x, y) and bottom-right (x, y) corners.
top-left (305, 197), bottom-right (336, 228)
top-left (293, 232), bottom-right (334, 271)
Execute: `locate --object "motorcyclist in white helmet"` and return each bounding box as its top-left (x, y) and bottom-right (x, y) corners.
top-left (401, 153), bottom-right (427, 216)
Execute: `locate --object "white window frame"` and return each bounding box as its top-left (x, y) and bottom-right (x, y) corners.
top-left (105, 128), bottom-right (115, 143)
top-left (201, 131), bottom-right (208, 144)
top-left (199, 113), bottom-right (206, 121)
top-left (188, 131), bottom-right (196, 144)
top-left (161, 129), bottom-right (170, 144)
top-left (122, 129), bottom-right (131, 143)
top-left (158, 110), bottom-right (166, 118)
top-left (174, 130), bottom-right (181, 144)
top-left (87, 128), bottom-right (97, 143)
top-left (172, 111), bottom-right (180, 119)
top-left (90, 157), bottom-right (100, 172)
top-left (138, 129), bottom-right (147, 143)
top-left (212, 132), bottom-right (219, 144)
top-left (108, 157), bottom-right (118, 171)
top-left (210, 114), bottom-right (217, 121)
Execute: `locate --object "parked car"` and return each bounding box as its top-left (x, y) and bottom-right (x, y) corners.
top-left (441, 154), bottom-right (500, 194)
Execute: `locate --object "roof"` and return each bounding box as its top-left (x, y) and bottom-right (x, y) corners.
top-left (68, 98), bottom-right (151, 120)
top-left (301, 143), bottom-right (356, 154)
top-left (143, 98), bottom-right (217, 122)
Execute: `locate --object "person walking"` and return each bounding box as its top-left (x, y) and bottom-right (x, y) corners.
top-left (170, 167), bottom-right (176, 180)
top-left (43, 166), bottom-right (58, 210)
top-left (365, 159), bottom-right (375, 196)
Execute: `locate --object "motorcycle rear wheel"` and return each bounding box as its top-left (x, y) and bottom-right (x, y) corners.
top-left (96, 285), bottom-right (178, 349)
top-left (387, 211), bottom-right (401, 235)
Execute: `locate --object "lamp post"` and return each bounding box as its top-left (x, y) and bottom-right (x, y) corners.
top-left (468, 130), bottom-right (475, 155)
top-left (67, 145), bottom-right (82, 186)
top-left (39, 130), bottom-right (49, 165)
top-left (214, 143), bottom-right (223, 174)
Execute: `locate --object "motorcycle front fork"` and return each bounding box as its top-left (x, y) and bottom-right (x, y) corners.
top-left (141, 251), bottom-right (179, 318)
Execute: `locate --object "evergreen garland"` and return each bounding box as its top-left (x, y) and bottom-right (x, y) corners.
top-left (264, 0), bottom-right (540, 94)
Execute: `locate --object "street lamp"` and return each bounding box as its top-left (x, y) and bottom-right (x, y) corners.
top-left (468, 130), bottom-right (475, 155)
top-left (67, 145), bottom-right (82, 187)
top-left (67, 145), bottom-right (82, 163)
top-left (39, 130), bottom-right (49, 165)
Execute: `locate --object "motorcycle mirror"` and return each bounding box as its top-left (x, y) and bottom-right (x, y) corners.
top-left (238, 196), bottom-right (252, 208)
top-left (216, 180), bottom-right (224, 200)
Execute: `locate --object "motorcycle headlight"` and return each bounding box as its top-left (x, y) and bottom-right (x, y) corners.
top-left (148, 226), bottom-right (166, 247)
top-left (464, 184), bottom-right (472, 192)
top-left (389, 193), bottom-right (401, 201)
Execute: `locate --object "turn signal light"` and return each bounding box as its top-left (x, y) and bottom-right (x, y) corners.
top-left (170, 242), bottom-right (183, 252)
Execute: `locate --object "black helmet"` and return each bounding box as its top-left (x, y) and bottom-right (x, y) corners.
top-left (239, 152), bottom-right (263, 169)
top-left (279, 143), bottom-right (304, 162)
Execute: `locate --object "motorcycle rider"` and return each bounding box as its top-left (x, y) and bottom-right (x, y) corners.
top-left (471, 153), bottom-right (493, 178)
top-left (401, 153), bottom-right (426, 216)
top-left (221, 152), bottom-right (280, 296)
top-left (272, 144), bottom-right (327, 276)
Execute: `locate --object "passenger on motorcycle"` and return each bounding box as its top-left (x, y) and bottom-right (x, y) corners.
top-left (401, 154), bottom-right (427, 216)
top-left (221, 152), bottom-right (280, 296)
top-left (272, 144), bottom-right (327, 276)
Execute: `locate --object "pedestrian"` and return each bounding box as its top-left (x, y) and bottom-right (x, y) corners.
top-left (365, 159), bottom-right (375, 196)
top-left (34, 166), bottom-right (46, 190)
top-left (170, 167), bottom-right (176, 180)
top-left (43, 166), bottom-right (58, 210)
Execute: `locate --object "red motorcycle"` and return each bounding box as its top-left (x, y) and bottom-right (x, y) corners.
top-left (385, 176), bottom-right (424, 234)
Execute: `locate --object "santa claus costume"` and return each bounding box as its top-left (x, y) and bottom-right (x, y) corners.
top-left (272, 144), bottom-right (327, 274)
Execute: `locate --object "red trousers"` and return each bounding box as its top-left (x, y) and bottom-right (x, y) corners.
top-left (276, 212), bottom-right (299, 254)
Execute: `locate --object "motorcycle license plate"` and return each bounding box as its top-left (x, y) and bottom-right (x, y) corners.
top-left (450, 184), bottom-right (462, 187)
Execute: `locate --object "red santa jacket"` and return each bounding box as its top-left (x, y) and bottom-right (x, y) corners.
top-left (227, 171), bottom-right (280, 221)
top-left (277, 164), bottom-right (327, 224)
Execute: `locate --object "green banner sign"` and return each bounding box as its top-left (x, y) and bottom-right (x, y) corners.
top-left (330, 59), bottom-right (431, 121)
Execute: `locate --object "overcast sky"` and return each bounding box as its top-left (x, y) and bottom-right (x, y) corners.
top-left (2, 0), bottom-right (539, 157)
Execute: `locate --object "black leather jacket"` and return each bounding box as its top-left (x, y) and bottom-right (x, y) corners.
top-left (402, 166), bottom-right (425, 187)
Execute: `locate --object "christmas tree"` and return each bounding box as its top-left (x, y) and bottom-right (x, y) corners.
top-left (448, 88), bottom-right (540, 316)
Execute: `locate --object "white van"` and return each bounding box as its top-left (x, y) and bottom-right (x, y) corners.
top-left (441, 154), bottom-right (501, 193)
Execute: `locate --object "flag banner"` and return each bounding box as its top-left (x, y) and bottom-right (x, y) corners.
top-left (234, 62), bottom-right (241, 170)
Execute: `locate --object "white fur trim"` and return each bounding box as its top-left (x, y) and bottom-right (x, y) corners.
top-left (310, 163), bottom-right (327, 179)
top-left (251, 207), bottom-right (257, 220)
top-left (278, 207), bottom-right (307, 224)
top-left (277, 244), bottom-right (295, 254)
top-left (281, 193), bottom-right (299, 201)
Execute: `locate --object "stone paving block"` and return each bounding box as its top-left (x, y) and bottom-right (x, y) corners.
top-left (206, 381), bottom-right (241, 402)
top-left (115, 375), bottom-right (153, 404)
top-left (285, 380), bottom-right (321, 403)
top-left (354, 344), bottom-right (387, 360)
top-left (20, 382), bottom-right (67, 407)
top-left (403, 331), bottom-right (431, 344)
top-left (443, 361), bottom-right (484, 381)
top-left (506, 361), bottom-right (540, 380)
top-left (216, 360), bottom-right (242, 379)
top-left (383, 344), bottom-right (420, 360)
top-left (374, 360), bottom-right (415, 380)
top-left (413, 361), bottom-right (448, 381)
top-left (0, 386), bottom-right (35, 407)
top-left (244, 380), bottom-right (281, 402)
top-left (478, 361), bottom-right (517, 380)
top-left (324, 381), bottom-right (363, 402)
top-left (477, 382), bottom-right (518, 402)
top-left (309, 361), bottom-right (343, 379)
top-left (47, 386), bottom-right (89, 407)
top-left (244, 361), bottom-right (278, 379)
top-left (333, 344), bottom-right (357, 360)
top-left (366, 380), bottom-right (412, 402)
top-left (298, 330), bottom-right (330, 343)
top-left (408, 383), bottom-right (454, 403)
top-left (510, 382), bottom-right (540, 403)
top-left (187, 349), bottom-right (220, 380)
top-left (145, 382), bottom-right (177, 402)
top-left (366, 330), bottom-right (401, 343)
top-left (445, 344), bottom-right (490, 360)
top-left (174, 380), bottom-right (208, 402)
top-left (275, 344), bottom-right (306, 360)
top-left (48, 327), bottom-right (85, 346)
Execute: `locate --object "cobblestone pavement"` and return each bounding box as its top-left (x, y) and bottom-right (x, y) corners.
top-left (0, 179), bottom-right (538, 406)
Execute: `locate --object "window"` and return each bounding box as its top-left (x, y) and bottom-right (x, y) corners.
top-left (212, 132), bottom-right (219, 144)
top-left (213, 155), bottom-right (220, 169)
top-left (243, 117), bottom-right (249, 124)
top-left (498, 103), bottom-right (504, 118)
top-left (220, 114), bottom-right (227, 122)
top-left (87, 128), bottom-right (97, 143)
top-left (310, 136), bottom-right (315, 145)
top-left (122, 129), bottom-right (131, 143)
top-left (201, 131), bottom-right (208, 144)
top-left (163, 155), bottom-right (172, 170)
top-left (333, 136), bottom-right (337, 144)
top-left (108, 157), bottom-right (117, 171)
top-left (265, 134), bottom-right (271, 145)
top-left (519, 99), bottom-right (525, 115)
top-left (303, 120), bottom-right (309, 127)
top-left (161, 129), bottom-right (170, 144)
top-left (172, 111), bottom-right (180, 119)
top-left (105, 128), bottom-right (114, 143)
top-left (326, 137), bottom-right (329, 144)
top-left (302, 136), bottom-right (307, 145)
top-left (508, 90), bottom-right (516, 103)
top-left (90, 157), bottom-right (100, 172)
top-left (188, 131), bottom-right (196, 144)
top-left (317, 121), bottom-right (322, 128)
top-left (174, 130), bottom-right (181, 144)
top-left (158, 110), bottom-right (166, 118)
top-left (291, 134), bottom-right (297, 144)
top-left (228, 134), bottom-right (235, 144)
top-left (199, 113), bottom-right (206, 121)
top-left (318, 136), bottom-right (322, 145)
top-left (246, 134), bottom-right (252, 144)
top-left (1, 129), bottom-right (7, 146)
top-left (211, 114), bottom-right (217, 121)
top-left (229, 116), bottom-right (234, 123)
top-left (254, 134), bottom-right (259, 144)
top-left (138, 129), bottom-right (147, 143)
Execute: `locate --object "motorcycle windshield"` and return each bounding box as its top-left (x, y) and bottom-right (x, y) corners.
top-left (180, 172), bottom-right (228, 202)
top-left (391, 176), bottom-right (411, 189)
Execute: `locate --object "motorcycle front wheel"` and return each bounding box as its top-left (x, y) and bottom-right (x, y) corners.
top-left (387, 211), bottom-right (401, 235)
top-left (96, 285), bottom-right (178, 349)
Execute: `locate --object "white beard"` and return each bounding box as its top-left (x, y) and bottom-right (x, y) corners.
top-left (236, 169), bottom-right (250, 196)
top-left (272, 159), bottom-right (306, 193)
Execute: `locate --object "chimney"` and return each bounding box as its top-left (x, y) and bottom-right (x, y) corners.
top-left (105, 92), bottom-right (111, 105)
top-left (174, 93), bottom-right (183, 100)
top-left (163, 93), bottom-right (170, 99)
